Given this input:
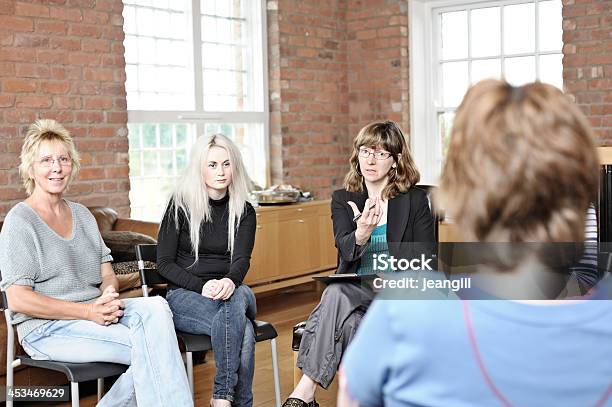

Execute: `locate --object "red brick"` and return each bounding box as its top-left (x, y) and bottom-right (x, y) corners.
top-left (69, 24), bottom-right (102, 38)
top-left (84, 97), bottom-right (113, 109)
top-left (44, 111), bottom-right (74, 123)
top-left (82, 38), bottom-right (109, 53)
top-left (0, 1), bottom-right (14, 15)
top-left (15, 3), bottom-right (49, 18)
top-left (36, 20), bottom-right (67, 34)
top-left (5, 110), bottom-right (36, 124)
top-left (75, 111), bottom-right (104, 123)
top-left (83, 67), bottom-right (114, 81)
top-left (49, 7), bottom-right (82, 22)
top-left (82, 9), bottom-right (109, 24)
top-left (91, 126), bottom-right (116, 137)
top-left (15, 95), bottom-right (52, 108)
top-left (14, 63), bottom-right (49, 78)
top-left (79, 167), bottom-right (105, 181)
top-left (49, 37), bottom-right (81, 51)
top-left (69, 52), bottom-right (100, 66)
top-left (105, 166), bottom-right (129, 179)
top-left (0, 16), bottom-right (34, 32)
top-left (37, 50), bottom-right (67, 64)
top-left (106, 111), bottom-right (127, 123)
top-left (0, 94), bottom-right (13, 107)
top-left (3, 78), bottom-right (36, 93)
top-left (53, 96), bottom-right (82, 109)
top-left (14, 33), bottom-right (48, 47)
top-left (0, 187), bottom-right (24, 200)
top-left (41, 81), bottom-right (71, 94)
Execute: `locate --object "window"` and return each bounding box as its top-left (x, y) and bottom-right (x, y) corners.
top-left (123, 0), bottom-right (268, 221)
top-left (410, 0), bottom-right (563, 183)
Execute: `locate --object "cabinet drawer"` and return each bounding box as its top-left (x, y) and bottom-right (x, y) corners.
top-left (276, 206), bottom-right (319, 221)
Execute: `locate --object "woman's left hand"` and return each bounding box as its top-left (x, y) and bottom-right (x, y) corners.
top-left (212, 278), bottom-right (236, 301)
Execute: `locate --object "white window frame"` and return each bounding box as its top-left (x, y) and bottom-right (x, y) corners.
top-left (125, 0), bottom-right (270, 220)
top-left (410, 0), bottom-right (562, 184)
top-left (125, 0), bottom-right (270, 176)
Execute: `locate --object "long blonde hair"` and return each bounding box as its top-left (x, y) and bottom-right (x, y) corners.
top-left (169, 134), bottom-right (250, 263)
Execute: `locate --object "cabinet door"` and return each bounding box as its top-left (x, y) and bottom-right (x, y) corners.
top-left (318, 213), bottom-right (337, 269)
top-left (277, 216), bottom-right (320, 277)
top-left (244, 213), bottom-right (279, 285)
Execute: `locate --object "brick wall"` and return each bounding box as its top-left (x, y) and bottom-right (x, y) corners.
top-left (562, 0), bottom-right (612, 146)
top-left (0, 0), bottom-right (129, 219)
top-left (268, 0), bottom-right (411, 199)
top-left (268, 0), bottom-right (350, 199)
top-left (346, 0), bottom-right (410, 139)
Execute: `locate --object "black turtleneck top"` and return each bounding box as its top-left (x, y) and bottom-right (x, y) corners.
top-left (156, 194), bottom-right (257, 293)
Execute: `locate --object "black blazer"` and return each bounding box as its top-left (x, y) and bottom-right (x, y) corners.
top-left (331, 186), bottom-right (435, 274)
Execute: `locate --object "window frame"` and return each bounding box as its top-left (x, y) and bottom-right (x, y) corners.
top-left (409, 0), bottom-right (562, 184)
top-left (124, 0), bottom-right (270, 220)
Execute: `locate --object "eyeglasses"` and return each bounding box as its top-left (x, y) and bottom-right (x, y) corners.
top-left (358, 148), bottom-right (392, 160)
top-left (37, 156), bottom-right (72, 168)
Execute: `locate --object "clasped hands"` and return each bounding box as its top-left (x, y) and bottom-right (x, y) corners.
top-left (202, 277), bottom-right (236, 300)
top-left (348, 197), bottom-right (384, 246)
top-left (86, 286), bottom-right (124, 326)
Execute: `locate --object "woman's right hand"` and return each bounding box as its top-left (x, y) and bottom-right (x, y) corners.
top-left (348, 197), bottom-right (383, 246)
top-left (85, 286), bottom-right (124, 326)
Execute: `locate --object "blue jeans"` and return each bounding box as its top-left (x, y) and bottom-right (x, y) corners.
top-left (166, 284), bottom-right (256, 406)
top-left (21, 296), bottom-right (192, 407)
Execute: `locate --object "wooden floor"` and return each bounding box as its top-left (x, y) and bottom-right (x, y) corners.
top-left (48, 283), bottom-right (338, 407)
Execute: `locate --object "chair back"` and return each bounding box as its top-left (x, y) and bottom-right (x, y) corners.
top-left (416, 184), bottom-right (441, 242)
top-left (134, 244), bottom-right (167, 297)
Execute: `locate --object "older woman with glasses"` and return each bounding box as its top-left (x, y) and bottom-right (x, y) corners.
top-left (0, 119), bottom-right (192, 406)
top-left (282, 120), bottom-right (435, 407)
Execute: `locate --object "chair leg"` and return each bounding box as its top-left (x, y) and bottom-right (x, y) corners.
top-left (6, 359), bottom-right (13, 407)
top-left (71, 382), bottom-right (79, 407)
top-left (271, 338), bottom-right (281, 407)
top-left (97, 378), bottom-right (104, 401)
top-left (186, 351), bottom-right (194, 400)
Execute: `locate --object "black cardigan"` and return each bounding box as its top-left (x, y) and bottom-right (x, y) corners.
top-left (331, 187), bottom-right (435, 274)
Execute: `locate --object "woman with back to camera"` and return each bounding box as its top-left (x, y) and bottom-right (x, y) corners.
top-left (339, 80), bottom-right (612, 407)
top-left (283, 120), bottom-right (435, 407)
top-left (157, 134), bottom-right (257, 407)
top-left (0, 119), bottom-right (192, 406)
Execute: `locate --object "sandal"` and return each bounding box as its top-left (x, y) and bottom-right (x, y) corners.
top-left (281, 397), bottom-right (319, 407)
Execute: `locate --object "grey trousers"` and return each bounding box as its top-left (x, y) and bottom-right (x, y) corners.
top-left (295, 282), bottom-right (374, 388)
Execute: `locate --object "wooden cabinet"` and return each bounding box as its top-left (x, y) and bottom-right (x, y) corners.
top-left (244, 200), bottom-right (337, 292)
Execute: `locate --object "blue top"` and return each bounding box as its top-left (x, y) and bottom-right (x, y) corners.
top-left (342, 279), bottom-right (612, 407)
top-left (357, 224), bottom-right (389, 275)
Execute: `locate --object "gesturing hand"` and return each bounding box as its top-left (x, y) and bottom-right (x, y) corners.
top-left (86, 286), bottom-right (124, 326)
top-left (347, 197), bottom-right (384, 246)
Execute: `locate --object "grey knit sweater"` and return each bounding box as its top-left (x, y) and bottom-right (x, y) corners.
top-left (0, 201), bottom-right (112, 343)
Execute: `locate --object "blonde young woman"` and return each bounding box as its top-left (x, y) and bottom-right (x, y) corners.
top-left (0, 119), bottom-right (192, 407)
top-left (283, 121), bottom-right (435, 407)
top-left (157, 134), bottom-right (257, 407)
top-left (339, 81), bottom-right (612, 406)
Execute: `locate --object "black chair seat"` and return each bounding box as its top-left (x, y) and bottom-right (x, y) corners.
top-left (253, 320), bottom-right (277, 342)
top-left (17, 356), bottom-right (128, 383)
top-left (176, 330), bottom-right (212, 352)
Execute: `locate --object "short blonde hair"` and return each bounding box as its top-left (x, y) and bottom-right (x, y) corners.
top-left (19, 119), bottom-right (80, 195)
top-left (437, 80), bottom-right (600, 243)
top-left (344, 121), bottom-right (420, 200)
